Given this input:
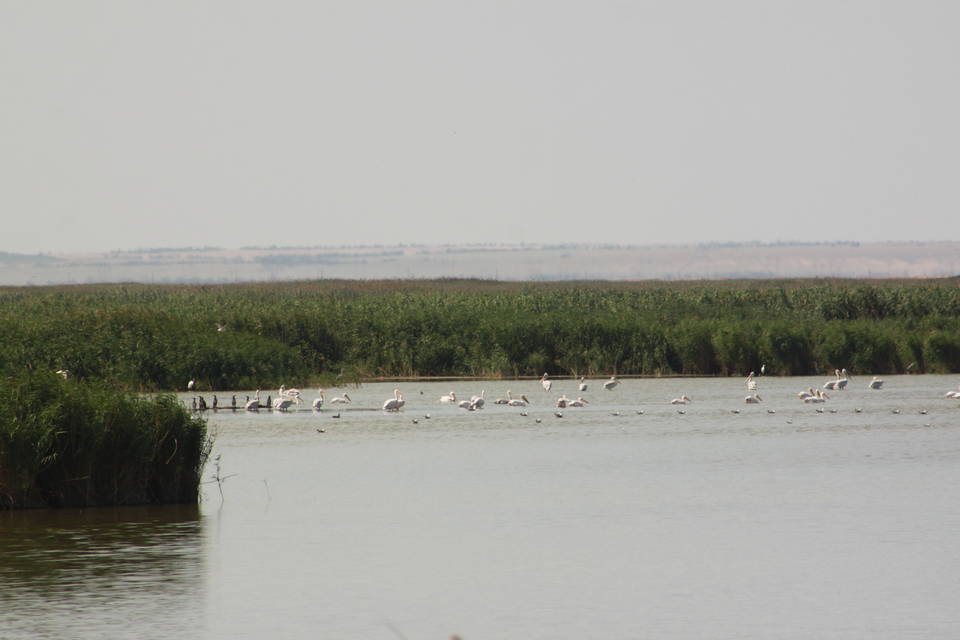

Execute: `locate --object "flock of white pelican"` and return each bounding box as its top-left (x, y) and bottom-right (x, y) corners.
top-left (185, 369), bottom-right (960, 417)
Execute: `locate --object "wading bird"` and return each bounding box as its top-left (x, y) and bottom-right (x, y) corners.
top-left (330, 392), bottom-right (352, 404)
top-left (312, 390), bottom-right (325, 410)
top-left (383, 389), bottom-right (405, 411)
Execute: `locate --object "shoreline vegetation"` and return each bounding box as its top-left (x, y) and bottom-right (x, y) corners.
top-left (3, 278), bottom-right (960, 391)
top-left (3, 276), bottom-right (959, 509)
top-left (0, 371), bottom-right (210, 510)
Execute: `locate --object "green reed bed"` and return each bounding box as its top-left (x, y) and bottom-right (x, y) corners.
top-left (0, 371), bottom-right (210, 509)
top-left (1, 278), bottom-right (960, 390)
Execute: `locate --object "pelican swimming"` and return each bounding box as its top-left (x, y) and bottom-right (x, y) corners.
top-left (824, 369), bottom-right (848, 391)
top-left (568, 397), bottom-right (589, 407)
top-left (804, 389), bottom-right (829, 403)
top-left (440, 391), bottom-right (457, 403)
top-left (245, 389), bottom-right (261, 411)
top-left (329, 392), bottom-right (352, 404)
top-left (541, 373), bottom-right (552, 392)
top-left (470, 390), bottom-right (485, 410)
top-left (603, 376), bottom-right (619, 390)
top-left (745, 394), bottom-right (762, 404)
top-left (383, 389), bottom-right (405, 411)
top-left (578, 377), bottom-right (588, 392)
top-left (868, 377), bottom-right (884, 389)
top-left (671, 395), bottom-right (691, 405)
top-left (555, 395), bottom-right (570, 409)
top-left (507, 393), bottom-right (530, 407)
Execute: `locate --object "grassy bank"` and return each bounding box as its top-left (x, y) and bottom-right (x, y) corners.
top-left (0, 371), bottom-right (210, 509)
top-left (1, 278), bottom-right (960, 389)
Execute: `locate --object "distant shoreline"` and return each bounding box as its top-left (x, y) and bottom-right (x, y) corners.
top-left (2, 241), bottom-right (959, 285)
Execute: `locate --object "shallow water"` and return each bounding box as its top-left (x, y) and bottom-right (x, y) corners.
top-left (3, 375), bottom-right (960, 639)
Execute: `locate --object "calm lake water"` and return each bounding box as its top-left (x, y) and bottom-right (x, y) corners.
top-left (3, 375), bottom-right (960, 639)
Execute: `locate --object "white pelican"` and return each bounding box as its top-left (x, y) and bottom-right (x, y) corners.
top-left (470, 390), bottom-right (485, 410)
top-left (383, 389), bottom-right (404, 411)
top-left (745, 394), bottom-right (762, 404)
top-left (798, 388), bottom-right (815, 400)
top-left (279, 385), bottom-right (302, 399)
top-left (245, 390), bottom-right (261, 411)
top-left (568, 397), bottom-right (589, 407)
top-left (440, 391), bottom-right (457, 403)
top-left (945, 390), bottom-right (960, 399)
top-left (603, 376), bottom-right (619, 390)
top-left (541, 373), bottom-right (552, 392)
top-left (312, 390), bottom-right (325, 410)
top-left (578, 377), bottom-right (588, 392)
top-left (868, 377), bottom-right (884, 389)
top-left (671, 395), bottom-right (691, 405)
top-left (494, 391), bottom-right (510, 405)
top-left (555, 395), bottom-right (570, 408)
top-left (458, 400), bottom-right (475, 411)
top-left (330, 392), bottom-right (352, 404)
top-left (804, 389), bottom-right (829, 403)
top-left (273, 395), bottom-right (299, 411)
top-left (824, 369), bottom-right (848, 391)
top-left (507, 394), bottom-right (530, 407)
top-left (187, 378), bottom-right (196, 390)
top-left (746, 372), bottom-right (757, 390)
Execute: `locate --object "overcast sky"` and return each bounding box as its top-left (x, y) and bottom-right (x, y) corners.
top-left (2, 1), bottom-right (958, 254)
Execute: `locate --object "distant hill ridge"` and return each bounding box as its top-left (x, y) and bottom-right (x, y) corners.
top-left (2, 241), bottom-right (958, 286)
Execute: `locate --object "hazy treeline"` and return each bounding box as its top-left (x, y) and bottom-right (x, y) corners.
top-left (2, 278), bottom-right (960, 390)
top-left (0, 371), bottom-right (209, 509)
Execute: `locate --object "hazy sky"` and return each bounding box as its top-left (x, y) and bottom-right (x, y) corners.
top-left (2, 1), bottom-right (958, 254)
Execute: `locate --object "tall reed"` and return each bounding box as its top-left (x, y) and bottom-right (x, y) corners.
top-left (0, 370), bottom-right (210, 509)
